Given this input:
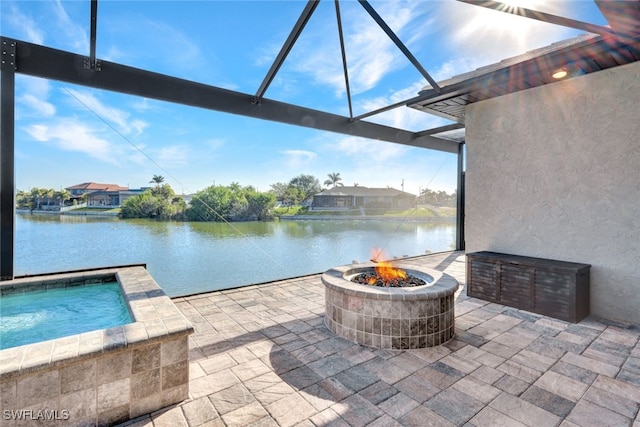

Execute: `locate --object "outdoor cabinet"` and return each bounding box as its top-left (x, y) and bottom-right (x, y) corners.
top-left (466, 251), bottom-right (590, 322)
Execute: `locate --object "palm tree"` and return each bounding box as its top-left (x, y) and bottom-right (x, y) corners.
top-left (16, 190), bottom-right (33, 210)
top-left (55, 189), bottom-right (71, 207)
top-left (44, 188), bottom-right (55, 207)
top-left (32, 187), bottom-right (47, 209)
top-left (150, 175), bottom-right (165, 187)
top-left (324, 172), bottom-right (343, 188)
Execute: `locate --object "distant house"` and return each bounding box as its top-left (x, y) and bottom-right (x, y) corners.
top-left (311, 186), bottom-right (416, 210)
top-left (65, 182), bottom-right (144, 207)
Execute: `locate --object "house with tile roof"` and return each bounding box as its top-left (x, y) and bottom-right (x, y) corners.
top-left (311, 186), bottom-right (415, 211)
top-left (65, 182), bottom-right (141, 207)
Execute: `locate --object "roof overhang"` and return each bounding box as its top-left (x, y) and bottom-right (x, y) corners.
top-left (407, 32), bottom-right (640, 123)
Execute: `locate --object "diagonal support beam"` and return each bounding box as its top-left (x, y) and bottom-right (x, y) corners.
top-left (358, 0), bottom-right (441, 92)
top-left (416, 123), bottom-right (465, 137)
top-left (457, 0), bottom-right (618, 38)
top-left (254, 0), bottom-right (319, 103)
top-left (334, 0), bottom-right (354, 119)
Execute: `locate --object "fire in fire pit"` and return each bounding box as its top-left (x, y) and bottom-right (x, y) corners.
top-left (351, 260), bottom-right (426, 287)
top-left (351, 250), bottom-right (427, 287)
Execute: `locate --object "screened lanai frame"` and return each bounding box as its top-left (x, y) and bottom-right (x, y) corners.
top-left (1, 0), bottom-right (639, 280)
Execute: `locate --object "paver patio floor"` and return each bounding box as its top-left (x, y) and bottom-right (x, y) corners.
top-left (121, 251), bottom-right (640, 427)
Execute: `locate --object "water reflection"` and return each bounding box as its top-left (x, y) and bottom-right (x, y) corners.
top-left (15, 213), bottom-right (455, 296)
top-left (16, 212), bottom-right (119, 223)
top-left (187, 220), bottom-right (276, 238)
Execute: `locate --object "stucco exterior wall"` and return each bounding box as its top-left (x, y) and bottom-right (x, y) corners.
top-left (465, 61), bottom-right (640, 325)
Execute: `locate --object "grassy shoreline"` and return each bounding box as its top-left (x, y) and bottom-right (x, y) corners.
top-left (274, 206), bottom-right (456, 219)
top-left (20, 206), bottom-right (456, 220)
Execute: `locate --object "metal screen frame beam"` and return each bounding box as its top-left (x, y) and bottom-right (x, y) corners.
top-left (4, 37), bottom-right (458, 153)
top-left (89, 0), bottom-right (98, 69)
top-left (1, 39), bottom-right (16, 280)
top-left (456, 142), bottom-right (465, 251)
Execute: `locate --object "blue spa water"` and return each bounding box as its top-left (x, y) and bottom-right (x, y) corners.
top-left (0, 282), bottom-right (132, 350)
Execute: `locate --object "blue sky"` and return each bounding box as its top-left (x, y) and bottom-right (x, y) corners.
top-left (2, 1), bottom-right (607, 196)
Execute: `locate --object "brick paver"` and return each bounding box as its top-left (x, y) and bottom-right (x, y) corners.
top-left (118, 251), bottom-right (640, 427)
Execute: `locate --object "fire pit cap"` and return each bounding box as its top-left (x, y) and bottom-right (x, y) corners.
top-left (322, 261), bottom-right (459, 301)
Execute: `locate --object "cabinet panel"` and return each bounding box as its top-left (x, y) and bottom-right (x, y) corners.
top-left (534, 270), bottom-right (573, 321)
top-left (500, 264), bottom-right (533, 311)
top-left (469, 260), bottom-right (498, 301)
top-left (466, 252), bottom-right (590, 322)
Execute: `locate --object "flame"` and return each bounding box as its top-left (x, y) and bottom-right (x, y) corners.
top-left (370, 248), bottom-right (408, 284)
top-left (375, 260), bottom-right (408, 283)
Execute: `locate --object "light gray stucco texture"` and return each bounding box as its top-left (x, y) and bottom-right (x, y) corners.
top-left (465, 61), bottom-right (640, 325)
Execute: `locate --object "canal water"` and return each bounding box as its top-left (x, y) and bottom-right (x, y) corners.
top-left (15, 213), bottom-right (456, 297)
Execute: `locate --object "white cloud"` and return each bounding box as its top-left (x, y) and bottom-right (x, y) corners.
top-left (255, 41), bottom-right (284, 68)
top-left (5, 4), bottom-right (45, 44)
top-left (51, 0), bottom-right (89, 52)
top-left (18, 94), bottom-right (56, 117)
top-left (203, 139), bottom-right (225, 152)
top-left (145, 20), bottom-right (203, 67)
top-left (102, 45), bottom-right (125, 63)
top-left (333, 135), bottom-right (407, 163)
top-left (282, 149), bottom-right (317, 160)
top-left (130, 98), bottom-right (161, 113)
top-left (155, 145), bottom-right (189, 168)
top-left (64, 89), bottom-right (148, 136)
top-left (130, 120), bottom-right (149, 136)
top-left (24, 77), bottom-right (52, 98)
top-left (281, 149), bottom-right (317, 169)
top-left (103, 15), bottom-right (205, 73)
top-left (16, 76), bottom-right (56, 118)
top-left (24, 120), bottom-right (117, 164)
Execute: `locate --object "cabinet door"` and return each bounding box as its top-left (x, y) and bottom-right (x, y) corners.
top-left (534, 270), bottom-right (572, 320)
top-left (468, 259), bottom-right (499, 301)
top-left (500, 264), bottom-right (533, 310)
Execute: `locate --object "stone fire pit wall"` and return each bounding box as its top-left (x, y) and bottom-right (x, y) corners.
top-left (322, 262), bottom-right (459, 349)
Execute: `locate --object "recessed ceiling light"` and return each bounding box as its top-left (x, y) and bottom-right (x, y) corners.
top-left (552, 69), bottom-right (568, 79)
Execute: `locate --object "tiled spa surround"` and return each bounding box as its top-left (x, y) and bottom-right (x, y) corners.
top-left (322, 262), bottom-right (459, 349)
top-left (0, 266), bottom-right (194, 426)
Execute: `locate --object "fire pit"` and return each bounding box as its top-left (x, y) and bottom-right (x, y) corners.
top-left (322, 261), bottom-right (459, 349)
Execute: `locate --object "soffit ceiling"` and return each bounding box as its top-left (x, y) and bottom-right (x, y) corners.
top-left (408, 32), bottom-right (640, 123)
